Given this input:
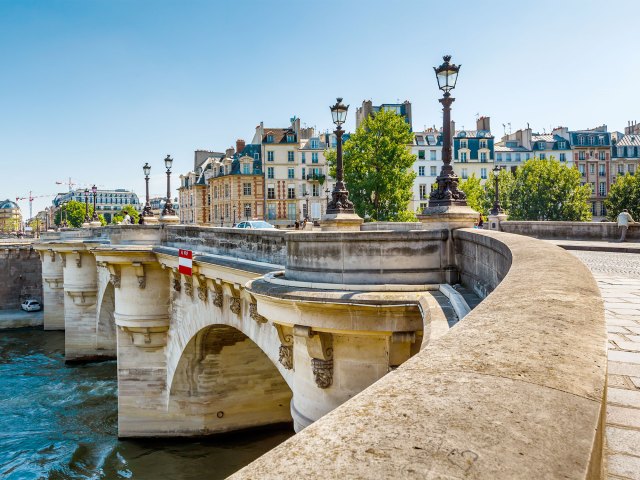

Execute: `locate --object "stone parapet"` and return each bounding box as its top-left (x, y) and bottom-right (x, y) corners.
top-left (501, 220), bottom-right (640, 241)
top-left (232, 229), bottom-right (607, 479)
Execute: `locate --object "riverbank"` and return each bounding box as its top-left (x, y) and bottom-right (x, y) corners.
top-left (0, 309), bottom-right (43, 329)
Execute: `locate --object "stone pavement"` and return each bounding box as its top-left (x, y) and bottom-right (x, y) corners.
top-left (571, 251), bottom-right (640, 479)
top-left (548, 239), bottom-right (640, 255)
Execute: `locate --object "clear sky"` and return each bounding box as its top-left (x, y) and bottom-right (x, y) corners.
top-left (1, 0), bottom-right (639, 217)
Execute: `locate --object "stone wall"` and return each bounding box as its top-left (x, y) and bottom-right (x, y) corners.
top-left (233, 229), bottom-right (607, 479)
top-left (164, 225), bottom-right (287, 266)
top-left (500, 220), bottom-right (640, 240)
top-left (0, 244), bottom-right (42, 310)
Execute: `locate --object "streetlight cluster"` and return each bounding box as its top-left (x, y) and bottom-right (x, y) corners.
top-left (140, 155), bottom-right (175, 224)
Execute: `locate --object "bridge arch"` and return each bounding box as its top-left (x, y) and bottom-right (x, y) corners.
top-left (168, 323), bottom-right (293, 434)
top-left (96, 281), bottom-right (117, 354)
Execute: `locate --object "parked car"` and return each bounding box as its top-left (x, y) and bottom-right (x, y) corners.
top-left (21, 299), bottom-right (42, 312)
top-left (235, 221), bottom-right (276, 230)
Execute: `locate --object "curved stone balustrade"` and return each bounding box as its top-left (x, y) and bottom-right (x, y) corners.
top-left (233, 229), bottom-right (607, 479)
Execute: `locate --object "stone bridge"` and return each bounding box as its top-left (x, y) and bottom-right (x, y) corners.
top-left (33, 222), bottom-right (608, 478)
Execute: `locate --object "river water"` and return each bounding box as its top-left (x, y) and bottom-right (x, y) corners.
top-left (0, 329), bottom-right (292, 480)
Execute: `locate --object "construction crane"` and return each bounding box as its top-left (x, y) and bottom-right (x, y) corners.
top-left (16, 191), bottom-right (56, 220)
top-left (55, 177), bottom-right (76, 192)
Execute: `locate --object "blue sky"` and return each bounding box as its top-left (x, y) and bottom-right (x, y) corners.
top-left (1, 0), bottom-right (639, 216)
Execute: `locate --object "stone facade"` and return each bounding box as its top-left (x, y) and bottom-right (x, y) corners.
top-left (0, 244), bottom-right (42, 310)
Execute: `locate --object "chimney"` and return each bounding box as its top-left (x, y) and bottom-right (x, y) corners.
top-left (225, 147), bottom-right (235, 158)
top-left (477, 116), bottom-right (490, 132)
top-left (236, 139), bottom-right (246, 154)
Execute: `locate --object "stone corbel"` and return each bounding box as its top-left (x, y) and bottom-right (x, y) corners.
top-left (294, 325), bottom-right (333, 389)
top-left (66, 289), bottom-right (97, 307)
top-left (132, 262), bottom-right (146, 289)
top-left (228, 284), bottom-right (241, 315)
top-left (171, 268), bottom-right (181, 292)
top-left (184, 275), bottom-right (193, 297)
top-left (210, 279), bottom-right (223, 308)
top-left (119, 326), bottom-right (169, 349)
top-left (107, 264), bottom-right (121, 288)
top-left (72, 250), bottom-right (82, 268)
top-left (249, 298), bottom-right (267, 324)
top-left (44, 277), bottom-right (63, 290)
top-left (274, 323), bottom-right (294, 370)
top-left (388, 331), bottom-right (418, 371)
top-left (48, 249), bottom-right (56, 262)
top-left (196, 274), bottom-right (208, 302)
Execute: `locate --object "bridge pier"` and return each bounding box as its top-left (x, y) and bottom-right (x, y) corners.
top-left (34, 246), bottom-right (65, 330)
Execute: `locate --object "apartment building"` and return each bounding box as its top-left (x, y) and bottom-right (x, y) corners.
top-left (453, 116), bottom-right (494, 182)
top-left (411, 129), bottom-right (442, 212)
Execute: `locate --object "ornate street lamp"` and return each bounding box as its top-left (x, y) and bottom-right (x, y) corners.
top-left (232, 205), bottom-right (236, 226)
top-left (91, 185), bottom-right (99, 221)
top-left (84, 189), bottom-right (90, 223)
top-left (326, 98), bottom-right (354, 214)
top-left (304, 191), bottom-right (310, 220)
top-left (161, 155), bottom-right (176, 216)
top-left (142, 162), bottom-right (154, 221)
top-left (220, 216), bottom-right (224, 227)
top-left (490, 165), bottom-right (504, 215)
top-left (429, 55), bottom-right (467, 208)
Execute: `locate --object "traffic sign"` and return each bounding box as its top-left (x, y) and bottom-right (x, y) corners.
top-left (178, 249), bottom-right (193, 276)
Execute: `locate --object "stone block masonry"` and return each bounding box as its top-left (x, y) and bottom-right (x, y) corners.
top-left (0, 244), bottom-right (42, 310)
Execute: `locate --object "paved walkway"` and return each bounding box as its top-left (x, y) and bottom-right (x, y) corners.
top-left (571, 251), bottom-right (640, 479)
top-left (0, 309), bottom-right (43, 329)
top-left (548, 239), bottom-right (640, 254)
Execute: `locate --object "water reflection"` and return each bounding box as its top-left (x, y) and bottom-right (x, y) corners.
top-left (0, 330), bottom-right (291, 479)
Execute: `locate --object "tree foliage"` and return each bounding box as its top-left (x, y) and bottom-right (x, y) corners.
top-left (326, 109), bottom-right (416, 221)
top-left (112, 205), bottom-right (140, 224)
top-left (54, 200), bottom-right (89, 227)
top-left (459, 174), bottom-right (487, 215)
top-left (508, 157), bottom-right (591, 221)
top-left (605, 173), bottom-right (640, 221)
top-left (484, 167), bottom-right (515, 215)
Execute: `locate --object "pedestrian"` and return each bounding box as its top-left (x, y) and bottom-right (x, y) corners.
top-left (294, 221), bottom-right (300, 230)
top-left (477, 215), bottom-right (484, 229)
top-left (617, 209), bottom-right (635, 242)
top-left (122, 212), bottom-right (131, 225)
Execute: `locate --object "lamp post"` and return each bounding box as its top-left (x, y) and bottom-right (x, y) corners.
top-left (142, 162), bottom-right (154, 222)
top-left (490, 165), bottom-right (504, 215)
top-left (84, 188), bottom-right (90, 224)
top-left (91, 185), bottom-right (99, 223)
top-left (232, 205), bottom-right (236, 226)
top-left (304, 191), bottom-right (310, 220)
top-left (220, 216), bottom-right (224, 227)
top-left (428, 55), bottom-right (467, 208)
top-left (326, 98), bottom-right (354, 214)
top-left (161, 155), bottom-right (176, 217)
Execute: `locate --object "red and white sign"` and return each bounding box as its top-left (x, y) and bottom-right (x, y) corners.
top-left (178, 249), bottom-right (193, 276)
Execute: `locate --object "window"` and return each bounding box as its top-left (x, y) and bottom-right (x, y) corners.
top-left (430, 150), bottom-right (437, 161)
top-left (243, 183), bottom-right (251, 196)
top-left (579, 151), bottom-right (586, 160)
top-left (496, 153), bottom-right (502, 162)
top-left (598, 136), bottom-right (605, 145)
top-left (418, 166), bottom-right (425, 176)
top-left (599, 165), bottom-right (606, 176)
top-left (515, 153), bottom-right (521, 162)
top-left (430, 166), bottom-right (437, 176)
top-left (267, 151), bottom-right (274, 162)
top-left (267, 167), bottom-right (274, 179)
top-left (618, 164), bottom-right (625, 174)
top-left (599, 151), bottom-right (606, 161)
top-left (419, 184), bottom-right (428, 200)
top-left (479, 140), bottom-right (487, 149)
top-left (506, 153), bottom-right (512, 162)
top-left (480, 152), bottom-right (487, 162)
top-left (481, 168), bottom-right (487, 179)
top-left (601, 203), bottom-right (607, 217)
top-left (287, 187), bottom-right (295, 199)
top-left (312, 152), bottom-right (319, 164)
top-left (461, 168), bottom-right (468, 179)
top-left (557, 141), bottom-right (566, 149)
top-left (287, 134), bottom-right (295, 143)
top-left (579, 136), bottom-right (585, 145)
top-left (591, 202), bottom-right (596, 215)
top-left (590, 183), bottom-right (595, 194)
top-left (311, 139), bottom-right (319, 149)
top-left (254, 153), bottom-right (260, 161)
top-left (312, 184), bottom-right (319, 196)
top-left (599, 182), bottom-right (606, 196)
top-left (589, 136), bottom-right (595, 145)
top-left (460, 152), bottom-right (468, 162)
top-left (225, 184), bottom-right (230, 198)
top-left (267, 134), bottom-right (274, 143)
top-left (288, 151), bottom-right (294, 162)
top-left (579, 164), bottom-right (585, 175)
top-left (589, 164), bottom-right (595, 174)
top-left (559, 153), bottom-right (566, 162)
top-left (460, 140), bottom-right (468, 149)
top-left (418, 150), bottom-right (425, 160)
top-left (288, 168), bottom-right (295, 179)
top-left (287, 203), bottom-right (296, 221)
top-left (526, 153), bottom-right (531, 160)
top-left (225, 204), bottom-right (230, 218)
top-left (244, 204), bottom-right (251, 218)
top-left (301, 167), bottom-right (306, 179)
top-left (267, 186), bottom-right (275, 199)
top-left (242, 163), bottom-right (251, 174)
top-left (629, 164), bottom-right (635, 174)
top-left (301, 152), bottom-right (306, 164)
top-left (538, 142), bottom-right (546, 149)
top-left (539, 153), bottom-right (546, 160)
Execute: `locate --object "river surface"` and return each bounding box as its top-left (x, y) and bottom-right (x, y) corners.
top-left (0, 329), bottom-right (292, 480)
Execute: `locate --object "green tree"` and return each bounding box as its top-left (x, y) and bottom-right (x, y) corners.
top-left (459, 174), bottom-right (487, 215)
top-left (325, 109), bottom-right (416, 221)
top-left (54, 200), bottom-right (89, 227)
top-left (112, 205), bottom-right (140, 225)
top-left (508, 157), bottom-right (592, 221)
top-left (484, 167), bottom-right (515, 215)
top-left (605, 173), bottom-right (640, 220)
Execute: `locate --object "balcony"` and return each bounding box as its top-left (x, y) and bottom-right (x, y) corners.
top-left (306, 173), bottom-right (326, 182)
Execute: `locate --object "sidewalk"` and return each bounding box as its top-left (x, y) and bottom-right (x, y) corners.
top-left (0, 309), bottom-right (44, 329)
top-left (546, 239), bottom-right (640, 254)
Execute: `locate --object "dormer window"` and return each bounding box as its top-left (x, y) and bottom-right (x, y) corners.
top-left (287, 134), bottom-right (295, 143)
top-left (267, 134), bottom-right (274, 143)
top-left (589, 136), bottom-right (595, 145)
top-left (598, 136), bottom-right (605, 145)
top-left (460, 140), bottom-right (468, 149)
top-left (311, 139), bottom-right (319, 149)
top-left (538, 142), bottom-right (546, 149)
top-left (579, 135), bottom-right (585, 145)
top-left (557, 141), bottom-right (566, 149)
top-left (479, 140), bottom-right (487, 149)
